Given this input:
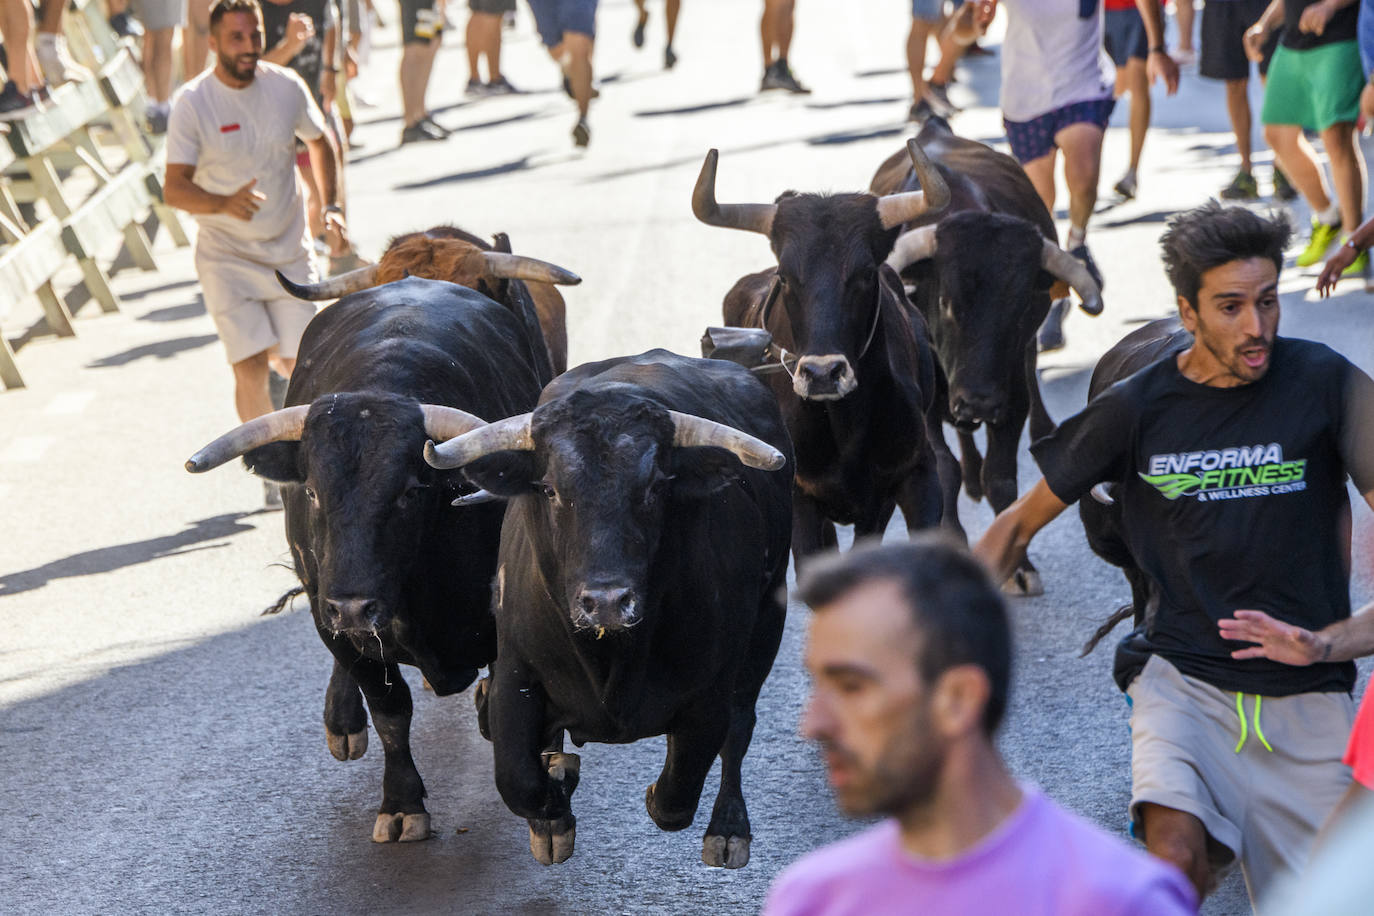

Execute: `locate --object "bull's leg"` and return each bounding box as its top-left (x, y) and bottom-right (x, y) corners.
top-left (926, 411), bottom-right (965, 539)
top-left (488, 664), bottom-right (578, 865)
top-left (645, 707), bottom-right (730, 835)
top-left (323, 658), bottom-right (369, 760)
top-left (956, 427), bottom-right (985, 502)
top-left (853, 498), bottom-right (897, 541)
top-left (897, 438), bottom-right (947, 534)
top-left (1024, 340), bottom-right (1055, 442)
top-left (791, 491), bottom-right (837, 572)
top-left (701, 585), bottom-right (786, 869)
top-left (983, 414), bottom-right (1042, 597)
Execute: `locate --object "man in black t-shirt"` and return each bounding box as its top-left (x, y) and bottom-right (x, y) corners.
top-left (975, 202), bottom-right (1374, 906)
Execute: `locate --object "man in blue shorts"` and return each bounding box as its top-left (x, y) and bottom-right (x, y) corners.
top-left (528, 0), bottom-right (598, 146)
top-left (1103, 0), bottom-right (1153, 200)
top-left (973, 0), bottom-right (1177, 351)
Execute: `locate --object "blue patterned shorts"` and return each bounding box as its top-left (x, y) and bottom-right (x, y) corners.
top-left (1003, 96), bottom-right (1116, 165)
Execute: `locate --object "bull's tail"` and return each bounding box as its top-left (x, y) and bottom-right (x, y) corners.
top-left (1080, 603), bottom-right (1135, 657)
top-left (262, 586), bottom-right (306, 616)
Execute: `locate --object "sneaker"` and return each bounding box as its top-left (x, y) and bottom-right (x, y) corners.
top-left (264, 481), bottom-right (284, 510)
top-left (1112, 171), bottom-right (1137, 200)
top-left (146, 107), bottom-right (169, 135)
top-left (1342, 248), bottom-right (1369, 278)
top-left (1272, 167), bottom-right (1298, 202)
top-left (485, 75), bottom-right (520, 94)
top-left (1219, 169), bottom-right (1259, 200)
top-left (924, 82), bottom-right (960, 115)
top-left (664, 45), bottom-right (678, 70)
top-left (760, 59), bottom-right (811, 94)
top-left (1037, 298), bottom-right (1070, 353)
top-left (109, 11), bottom-right (143, 38)
top-left (1296, 218), bottom-right (1341, 268)
top-left (465, 77), bottom-right (490, 96)
top-left (1069, 243), bottom-right (1105, 291)
top-left (1172, 48), bottom-right (1196, 69)
top-left (35, 33), bottom-right (91, 85)
top-left (420, 115), bottom-right (451, 137)
top-left (400, 120), bottom-right (446, 144)
top-left (0, 81), bottom-right (38, 121)
top-left (632, 12), bottom-right (647, 48)
top-left (908, 98), bottom-right (937, 123)
top-left (572, 118), bottom-right (590, 148)
top-left (967, 41), bottom-right (995, 57)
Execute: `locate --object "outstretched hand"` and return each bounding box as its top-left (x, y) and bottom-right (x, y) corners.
top-left (221, 178), bottom-right (266, 221)
top-left (1316, 245), bottom-right (1359, 297)
top-left (1218, 609), bottom-right (1324, 666)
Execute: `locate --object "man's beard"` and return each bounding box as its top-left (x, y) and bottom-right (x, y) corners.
top-left (1200, 321), bottom-right (1273, 384)
top-left (825, 709), bottom-right (945, 819)
top-left (219, 51), bottom-right (258, 81)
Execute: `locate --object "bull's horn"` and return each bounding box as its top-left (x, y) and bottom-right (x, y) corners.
top-left (420, 405), bottom-right (490, 444)
top-left (424, 413), bottom-right (534, 470)
top-left (885, 224), bottom-right (939, 272)
top-left (276, 264), bottom-right (380, 301)
top-left (185, 405), bottom-right (310, 473)
top-left (875, 139), bottom-right (951, 230)
top-left (1090, 483), bottom-right (1115, 506)
top-left (691, 149), bottom-right (777, 237)
top-left (668, 410), bottom-right (786, 471)
top-left (1041, 240), bottom-right (1104, 316)
top-left (481, 252), bottom-right (582, 286)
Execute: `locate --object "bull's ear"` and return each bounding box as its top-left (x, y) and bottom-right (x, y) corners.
top-left (242, 442), bottom-right (304, 484)
top-left (670, 447), bottom-right (747, 499)
top-left (460, 452), bottom-right (536, 497)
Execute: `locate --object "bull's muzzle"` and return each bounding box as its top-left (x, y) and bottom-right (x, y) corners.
top-left (324, 595), bottom-right (388, 634)
top-left (572, 585), bottom-right (642, 634)
top-left (950, 390), bottom-right (1006, 428)
top-left (794, 355), bottom-right (857, 401)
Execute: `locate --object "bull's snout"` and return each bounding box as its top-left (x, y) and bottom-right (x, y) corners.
top-left (324, 595), bottom-right (387, 633)
top-left (572, 585), bottom-right (641, 632)
top-left (950, 390), bottom-right (1005, 428)
top-left (793, 355), bottom-right (857, 401)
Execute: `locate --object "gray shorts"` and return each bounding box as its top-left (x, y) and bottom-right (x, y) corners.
top-left (1127, 655), bottom-right (1353, 904)
top-left (129, 0), bottom-right (185, 31)
top-left (195, 248), bottom-right (318, 365)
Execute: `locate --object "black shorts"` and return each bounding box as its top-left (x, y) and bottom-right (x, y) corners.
top-left (1104, 8), bottom-right (1148, 66)
top-left (400, 0), bottom-right (441, 44)
top-left (1200, 0), bottom-right (1272, 81)
top-left (470, 0), bottom-right (515, 12)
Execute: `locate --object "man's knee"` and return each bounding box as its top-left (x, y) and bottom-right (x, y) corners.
top-left (233, 351), bottom-right (270, 383)
top-left (1321, 124), bottom-right (1359, 161)
top-left (1264, 123), bottom-right (1294, 149)
top-left (1141, 804), bottom-right (1213, 896)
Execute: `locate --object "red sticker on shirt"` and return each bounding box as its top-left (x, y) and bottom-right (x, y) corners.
top-left (220, 123), bottom-right (241, 133)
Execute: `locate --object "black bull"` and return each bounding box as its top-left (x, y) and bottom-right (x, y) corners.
top-left (424, 349), bottom-right (792, 870)
top-left (185, 277), bottom-right (551, 843)
top-left (871, 118), bottom-right (1103, 594)
top-left (696, 141), bottom-right (960, 566)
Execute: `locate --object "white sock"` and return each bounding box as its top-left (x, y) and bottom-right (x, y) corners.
top-left (36, 32), bottom-right (57, 50)
top-left (1317, 202), bottom-right (1341, 226)
top-left (1066, 225), bottom-right (1086, 249)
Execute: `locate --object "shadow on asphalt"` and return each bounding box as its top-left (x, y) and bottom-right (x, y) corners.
top-left (122, 278), bottom-right (202, 304)
top-left (393, 156), bottom-right (535, 190)
top-left (803, 96), bottom-right (906, 111)
top-left (138, 299), bottom-right (206, 323)
top-left (634, 96), bottom-right (752, 118)
top-left (0, 512), bottom-right (270, 598)
top-left (86, 334), bottom-right (220, 368)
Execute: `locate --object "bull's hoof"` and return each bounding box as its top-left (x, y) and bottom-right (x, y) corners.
top-left (964, 480), bottom-right (984, 502)
top-left (372, 811), bottom-right (431, 843)
top-left (645, 782), bottom-right (695, 831)
top-left (474, 677), bottom-right (492, 741)
top-left (1001, 568), bottom-right (1044, 597)
top-left (326, 728), bottom-right (368, 761)
top-left (702, 834), bottom-right (751, 869)
top-left (527, 814), bottom-right (576, 865)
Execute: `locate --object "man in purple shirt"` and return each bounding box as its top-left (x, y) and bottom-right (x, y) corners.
top-left (765, 537), bottom-right (1196, 916)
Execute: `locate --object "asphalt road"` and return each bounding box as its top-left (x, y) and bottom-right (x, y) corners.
top-left (3, 2), bottom-right (1373, 914)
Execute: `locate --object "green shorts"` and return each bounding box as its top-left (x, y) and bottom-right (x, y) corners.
top-left (1261, 40), bottom-right (1363, 131)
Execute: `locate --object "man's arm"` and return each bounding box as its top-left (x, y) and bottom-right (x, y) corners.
top-left (263, 11), bottom-right (314, 65)
top-left (164, 163), bottom-right (265, 220)
top-left (1299, 0), bottom-right (1357, 37)
top-left (972, 478), bottom-right (1071, 586)
top-left (1135, 0), bottom-right (1180, 94)
top-left (303, 133), bottom-right (349, 254)
top-left (1244, 1), bottom-right (1284, 61)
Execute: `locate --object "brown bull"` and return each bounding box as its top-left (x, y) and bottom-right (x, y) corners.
top-left (280, 225), bottom-right (580, 375)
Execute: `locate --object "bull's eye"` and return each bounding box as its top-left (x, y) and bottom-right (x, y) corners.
top-left (399, 484), bottom-right (428, 507)
top-left (539, 483), bottom-right (558, 502)
top-left (304, 486), bottom-right (319, 505)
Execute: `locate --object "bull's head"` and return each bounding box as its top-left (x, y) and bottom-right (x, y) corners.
top-left (693, 140), bottom-right (949, 401)
top-left (186, 396), bottom-right (490, 638)
top-left (886, 211), bottom-right (1102, 427)
top-left (423, 390), bottom-right (785, 635)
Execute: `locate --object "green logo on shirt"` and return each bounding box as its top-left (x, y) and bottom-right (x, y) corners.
top-left (1140, 443), bottom-right (1307, 502)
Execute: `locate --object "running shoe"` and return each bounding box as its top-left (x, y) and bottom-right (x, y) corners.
top-left (572, 118), bottom-right (590, 148)
top-left (400, 120), bottom-right (446, 144)
top-left (1172, 48), bottom-right (1196, 69)
top-left (109, 11), bottom-right (143, 38)
top-left (0, 80), bottom-right (38, 121)
top-left (1272, 167), bottom-right (1298, 202)
top-left (664, 46), bottom-right (678, 70)
top-left (1342, 248), bottom-right (1369, 278)
top-left (908, 98), bottom-right (937, 123)
top-left (1296, 218), bottom-right (1341, 268)
top-left (485, 75), bottom-right (521, 94)
top-left (35, 33), bottom-right (90, 85)
top-left (465, 78), bottom-right (490, 96)
top-left (924, 82), bottom-right (960, 115)
top-left (1113, 171), bottom-right (1138, 200)
top-left (1070, 243), bottom-right (1105, 291)
top-left (760, 59), bottom-right (811, 94)
top-left (146, 107), bottom-right (169, 135)
top-left (1219, 169), bottom-right (1258, 200)
top-left (967, 41), bottom-right (994, 57)
top-left (633, 12), bottom-right (647, 48)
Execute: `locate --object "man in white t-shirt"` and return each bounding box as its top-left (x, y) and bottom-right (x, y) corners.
top-left (968, 0), bottom-right (1178, 350)
top-left (165, 0), bottom-right (346, 505)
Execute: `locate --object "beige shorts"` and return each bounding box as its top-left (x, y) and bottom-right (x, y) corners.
top-left (1127, 654), bottom-right (1353, 902)
top-left (196, 248), bottom-right (318, 365)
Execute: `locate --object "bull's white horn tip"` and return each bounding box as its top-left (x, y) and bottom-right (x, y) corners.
top-left (422, 439), bottom-right (444, 467)
top-left (185, 456), bottom-right (205, 473)
top-left (757, 449), bottom-right (787, 471)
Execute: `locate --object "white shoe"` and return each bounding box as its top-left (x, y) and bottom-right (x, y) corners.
top-left (36, 34), bottom-right (91, 85)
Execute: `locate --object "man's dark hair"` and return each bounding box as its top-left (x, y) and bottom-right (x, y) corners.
top-left (798, 534), bottom-right (1012, 735)
top-left (1160, 200), bottom-right (1291, 308)
top-left (210, 0), bottom-right (263, 32)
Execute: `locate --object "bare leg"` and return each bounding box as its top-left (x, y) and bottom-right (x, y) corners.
top-left (1056, 122), bottom-right (1105, 236)
top-left (1265, 124), bottom-right (1333, 213)
top-left (183, 0), bottom-right (213, 79)
top-left (665, 0), bottom-right (680, 47)
top-left (400, 41), bottom-right (431, 127)
top-left (1175, 0), bottom-right (1195, 55)
top-left (231, 350), bottom-right (273, 423)
top-left (0, 0), bottom-right (36, 94)
top-left (1140, 802), bottom-right (1215, 902)
top-left (1225, 78), bottom-right (1253, 174)
top-left (1123, 58), bottom-right (1150, 173)
top-left (143, 27), bottom-right (175, 103)
top-left (563, 31), bottom-right (594, 120)
top-left (761, 0), bottom-right (794, 68)
top-left (1321, 122), bottom-right (1365, 236)
top-left (907, 17), bottom-right (934, 102)
top-left (1021, 151), bottom-right (1058, 216)
top-left (466, 11), bottom-right (501, 82)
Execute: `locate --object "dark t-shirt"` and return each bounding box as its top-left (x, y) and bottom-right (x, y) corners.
top-left (260, 0), bottom-right (334, 105)
top-left (1032, 338), bottom-right (1374, 696)
top-left (1281, 0), bottom-right (1358, 50)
